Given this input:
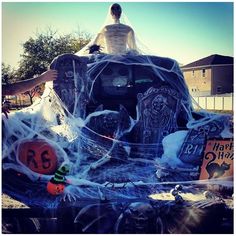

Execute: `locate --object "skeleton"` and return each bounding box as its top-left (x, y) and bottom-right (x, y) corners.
top-left (92, 3), bottom-right (137, 55)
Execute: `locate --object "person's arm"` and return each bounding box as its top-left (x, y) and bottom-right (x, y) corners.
top-left (2, 69), bottom-right (58, 96)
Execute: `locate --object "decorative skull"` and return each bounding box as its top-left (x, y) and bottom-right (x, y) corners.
top-left (120, 202), bottom-right (155, 233)
top-left (151, 94), bottom-right (168, 113)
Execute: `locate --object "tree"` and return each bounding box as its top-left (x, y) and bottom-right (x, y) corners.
top-left (23, 84), bottom-right (44, 105)
top-left (9, 29), bottom-right (91, 104)
top-left (2, 63), bottom-right (16, 85)
top-left (16, 29), bottom-right (91, 81)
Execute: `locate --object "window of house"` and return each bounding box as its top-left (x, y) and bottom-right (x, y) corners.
top-left (217, 86), bottom-right (222, 93)
top-left (202, 69), bottom-right (206, 77)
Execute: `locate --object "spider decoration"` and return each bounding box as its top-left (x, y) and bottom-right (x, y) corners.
top-left (88, 44), bottom-right (102, 54)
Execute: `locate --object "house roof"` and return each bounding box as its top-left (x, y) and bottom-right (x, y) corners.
top-left (181, 54), bottom-right (233, 69)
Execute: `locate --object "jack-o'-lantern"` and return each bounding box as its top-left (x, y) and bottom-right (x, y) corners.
top-left (47, 181), bottom-right (65, 195)
top-left (18, 139), bottom-right (58, 175)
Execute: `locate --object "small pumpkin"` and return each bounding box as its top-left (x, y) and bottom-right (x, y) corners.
top-left (18, 139), bottom-right (58, 175)
top-left (47, 181), bottom-right (65, 195)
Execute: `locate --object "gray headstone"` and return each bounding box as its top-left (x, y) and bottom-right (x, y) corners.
top-left (50, 53), bottom-right (88, 118)
top-left (129, 86), bottom-right (182, 158)
top-left (178, 118), bottom-right (225, 165)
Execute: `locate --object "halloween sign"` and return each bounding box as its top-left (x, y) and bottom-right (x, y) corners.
top-left (18, 139), bottom-right (58, 175)
top-left (199, 139), bottom-right (233, 180)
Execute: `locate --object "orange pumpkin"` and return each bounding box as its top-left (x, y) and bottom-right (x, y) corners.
top-left (47, 181), bottom-right (65, 195)
top-left (18, 139), bottom-right (58, 175)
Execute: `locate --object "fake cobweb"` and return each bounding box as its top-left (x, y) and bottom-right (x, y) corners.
top-left (2, 0), bottom-right (233, 205)
top-left (2, 51), bottom-right (233, 208)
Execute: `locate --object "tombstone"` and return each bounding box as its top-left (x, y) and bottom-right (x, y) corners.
top-left (80, 105), bottom-right (132, 165)
top-left (178, 116), bottom-right (228, 165)
top-left (84, 105), bottom-right (132, 138)
top-left (50, 53), bottom-right (88, 118)
top-left (127, 86), bottom-right (183, 158)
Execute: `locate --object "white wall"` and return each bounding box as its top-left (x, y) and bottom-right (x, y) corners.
top-left (192, 94), bottom-right (233, 111)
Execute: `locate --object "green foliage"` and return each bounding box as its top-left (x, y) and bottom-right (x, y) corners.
top-left (2, 28), bottom-right (91, 104)
top-left (16, 29), bottom-right (91, 80)
top-left (2, 63), bottom-right (16, 84)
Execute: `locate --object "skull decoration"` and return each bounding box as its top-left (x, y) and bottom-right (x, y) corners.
top-left (151, 94), bottom-right (168, 113)
top-left (116, 202), bottom-right (156, 233)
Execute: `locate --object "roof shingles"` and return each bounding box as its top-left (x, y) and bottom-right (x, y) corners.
top-left (181, 54), bottom-right (233, 68)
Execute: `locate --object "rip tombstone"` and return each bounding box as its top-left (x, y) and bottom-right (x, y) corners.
top-left (179, 119), bottom-right (225, 165)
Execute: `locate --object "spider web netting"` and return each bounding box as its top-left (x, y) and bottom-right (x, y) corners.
top-left (2, 5), bottom-right (233, 208)
top-left (75, 4), bottom-right (151, 56)
top-left (2, 52), bottom-right (233, 208)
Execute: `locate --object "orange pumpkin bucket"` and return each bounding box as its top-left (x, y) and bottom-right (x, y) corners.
top-left (18, 139), bottom-right (58, 175)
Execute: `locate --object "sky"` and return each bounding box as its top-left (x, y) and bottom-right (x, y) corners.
top-left (2, 2), bottom-right (234, 68)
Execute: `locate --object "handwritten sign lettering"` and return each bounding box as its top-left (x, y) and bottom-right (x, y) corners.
top-left (199, 139), bottom-right (233, 180)
top-left (19, 140), bottom-right (58, 175)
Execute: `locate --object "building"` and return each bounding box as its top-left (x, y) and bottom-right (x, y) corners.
top-left (181, 54), bottom-right (233, 96)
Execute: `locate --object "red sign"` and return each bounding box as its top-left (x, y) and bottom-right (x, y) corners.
top-left (199, 139), bottom-right (233, 180)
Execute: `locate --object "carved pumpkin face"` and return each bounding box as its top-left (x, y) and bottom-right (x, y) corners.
top-left (18, 139), bottom-right (58, 175)
top-left (47, 181), bottom-right (65, 195)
